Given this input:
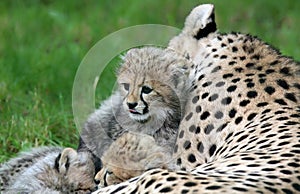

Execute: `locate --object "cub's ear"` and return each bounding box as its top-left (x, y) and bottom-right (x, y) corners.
top-left (119, 48), bottom-right (139, 64)
top-left (55, 148), bottom-right (78, 174)
top-left (183, 4), bottom-right (216, 39)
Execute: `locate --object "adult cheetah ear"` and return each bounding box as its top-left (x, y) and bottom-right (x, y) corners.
top-left (183, 4), bottom-right (217, 39)
top-left (56, 148), bottom-right (78, 174)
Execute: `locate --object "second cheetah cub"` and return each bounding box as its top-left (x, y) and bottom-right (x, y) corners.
top-left (1, 147), bottom-right (96, 193)
top-left (95, 132), bottom-right (177, 187)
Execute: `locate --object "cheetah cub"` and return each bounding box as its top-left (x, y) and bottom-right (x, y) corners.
top-left (0, 147), bottom-right (96, 194)
top-left (94, 132), bottom-right (177, 187)
top-left (78, 47), bottom-right (191, 159)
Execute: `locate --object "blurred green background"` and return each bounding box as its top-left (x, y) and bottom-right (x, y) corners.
top-left (0, 0), bottom-right (299, 162)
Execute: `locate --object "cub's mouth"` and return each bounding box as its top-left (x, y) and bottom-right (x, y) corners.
top-left (128, 108), bottom-right (150, 123)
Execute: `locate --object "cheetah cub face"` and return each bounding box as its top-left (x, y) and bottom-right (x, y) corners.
top-left (117, 47), bottom-right (189, 123)
top-left (95, 132), bottom-right (175, 187)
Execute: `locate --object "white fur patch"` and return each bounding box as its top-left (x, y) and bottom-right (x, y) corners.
top-left (129, 112), bottom-right (150, 123)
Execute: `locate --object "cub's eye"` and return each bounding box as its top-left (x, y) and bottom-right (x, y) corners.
top-left (123, 83), bottom-right (129, 91)
top-left (106, 170), bottom-right (113, 175)
top-left (141, 86), bottom-right (153, 94)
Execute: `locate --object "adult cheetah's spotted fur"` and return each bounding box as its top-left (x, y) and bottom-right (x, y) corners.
top-left (93, 4), bottom-right (300, 194)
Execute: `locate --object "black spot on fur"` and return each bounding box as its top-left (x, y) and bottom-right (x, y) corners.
top-left (184, 182), bottom-right (197, 187)
top-left (221, 97), bottom-right (232, 105)
top-left (258, 73), bottom-right (266, 78)
top-left (256, 66), bottom-right (263, 71)
top-left (202, 92), bottom-right (209, 99)
top-left (198, 74), bottom-right (205, 81)
top-left (159, 187), bottom-right (173, 193)
top-left (264, 86), bottom-right (275, 95)
top-left (244, 78), bottom-right (252, 83)
top-left (246, 73), bottom-right (255, 77)
top-left (176, 158), bottom-right (182, 165)
top-left (214, 111), bottom-right (224, 119)
top-left (216, 81), bottom-right (225, 87)
top-left (265, 69), bottom-right (275, 74)
top-left (247, 113), bottom-right (257, 121)
top-left (206, 185), bottom-right (222, 190)
top-left (232, 78), bottom-right (241, 83)
top-left (183, 140), bottom-right (191, 150)
top-left (227, 85), bottom-right (237, 92)
top-left (202, 81), bottom-right (212, 87)
top-left (188, 125), bottom-right (196, 133)
top-left (294, 83), bottom-right (300, 89)
top-left (247, 82), bottom-right (255, 88)
top-left (235, 67), bottom-right (244, 73)
top-left (216, 123), bottom-right (228, 132)
top-left (237, 134), bottom-right (249, 142)
top-left (220, 55), bottom-right (227, 59)
top-left (240, 100), bottom-right (250, 107)
top-left (192, 95), bottom-right (199, 104)
top-left (246, 63), bottom-right (255, 68)
top-left (208, 94), bottom-right (219, 101)
top-left (204, 124), bottom-right (214, 134)
top-left (145, 179), bottom-right (156, 188)
top-left (229, 61), bottom-right (237, 65)
top-left (197, 142), bottom-right (204, 153)
top-left (209, 144), bottom-right (217, 157)
top-left (247, 91), bottom-right (258, 98)
top-left (277, 79), bottom-right (290, 90)
top-left (200, 111), bottom-right (210, 120)
top-left (270, 60), bottom-right (279, 66)
top-left (187, 154), bottom-right (196, 163)
top-left (285, 93), bottom-right (297, 102)
top-left (261, 109), bottom-right (271, 114)
top-left (229, 108), bottom-right (237, 118)
top-left (232, 46), bottom-right (238, 52)
top-left (259, 78), bottom-right (266, 84)
top-left (211, 66), bottom-right (221, 73)
top-left (232, 187), bottom-right (248, 192)
top-left (185, 112), bottom-right (193, 121)
top-left (240, 56), bottom-right (246, 60)
top-left (179, 130), bottom-right (184, 138)
top-left (235, 116), bottom-right (243, 124)
top-left (251, 54), bottom-right (261, 60)
top-left (274, 99), bottom-right (288, 105)
top-left (257, 102), bottom-right (268, 107)
top-left (223, 73), bottom-right (234, 79)
top-left (195, 105), bottom-right (202, 113)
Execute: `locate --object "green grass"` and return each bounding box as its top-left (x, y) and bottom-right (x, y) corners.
top-left (0, 0), bottom-right (299, 163)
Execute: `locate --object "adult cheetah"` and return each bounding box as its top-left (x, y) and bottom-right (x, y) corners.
top-left (93, 4), bottom-right (300, 194)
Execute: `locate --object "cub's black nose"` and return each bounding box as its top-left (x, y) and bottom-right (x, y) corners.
top-left (94, 178), bottom-right (100, 185)
top-left (127, 102), bottom-right (138, 109)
